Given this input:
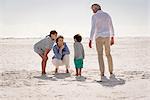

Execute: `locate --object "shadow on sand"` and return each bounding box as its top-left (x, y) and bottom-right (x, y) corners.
top-left (96, 76), bottom-right (125, 87)
top-left (34, 72), bottom-right (72, 81)
top-left (53, 73), bottom-right (71, 79)
top-left (75, 76), bottom-right (87, 82)
top-left (33, 74), bottom-right (57, 81)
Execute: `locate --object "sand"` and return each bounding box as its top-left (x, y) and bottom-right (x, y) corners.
top-left (0, 37), bottom-right (150, 100)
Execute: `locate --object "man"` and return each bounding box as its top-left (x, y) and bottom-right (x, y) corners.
top-left (89, 4), bottom-right (115, 78)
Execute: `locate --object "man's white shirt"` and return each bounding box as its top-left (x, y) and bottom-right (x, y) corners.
top-left (90, 10), bottom-right (114, 41)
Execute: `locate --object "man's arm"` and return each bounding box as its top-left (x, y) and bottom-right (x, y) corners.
top-left (89, 15), bottom-right (96, 48)
top-left (109, 16), bottom-right (115, 46)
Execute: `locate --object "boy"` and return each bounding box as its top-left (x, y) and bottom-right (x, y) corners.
top-left (74, 34), bottom-right (85, 76)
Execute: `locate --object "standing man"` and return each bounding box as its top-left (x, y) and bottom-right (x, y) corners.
top-left (89, 4), bottom-right (115, 78)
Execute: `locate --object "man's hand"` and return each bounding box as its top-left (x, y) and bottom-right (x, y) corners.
top-left (110, 37), bottom-right (114, 46)
top-left (89, 40), bottom-right (92, 48)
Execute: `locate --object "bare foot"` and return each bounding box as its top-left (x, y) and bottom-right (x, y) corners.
top-left (66, 69), bottom-right (69, 73)
top-left (75, 73), bottom-right (78, 76)
top-left (78, 74), bottom-right (81, 76)
top-left (55, 68), bottom-right (58, 74)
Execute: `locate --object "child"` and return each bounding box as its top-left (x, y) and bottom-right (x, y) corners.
top-left (52, 35), bottom-right (70, 73)
top-left (74, 34), bottom-right (85, 76)
top-left (34, 30), bottom-right (57, 75)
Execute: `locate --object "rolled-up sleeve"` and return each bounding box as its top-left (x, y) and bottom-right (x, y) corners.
top-left (53, 46), bottom-right (62, 60)
top-left (62, 43), bottom-right (70, 55)
top-left (109, 16), bottom-right (114, 36)
top-left (90, 15), bottom-right (96, 41)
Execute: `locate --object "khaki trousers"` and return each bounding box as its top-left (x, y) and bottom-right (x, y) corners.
top-left (96, 37), bottom-right (113, 75)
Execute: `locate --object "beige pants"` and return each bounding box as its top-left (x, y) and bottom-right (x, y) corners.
top-left (96, 37), bottom-right (113, 75)
top-left (52, 55), bottom-right (70, 69)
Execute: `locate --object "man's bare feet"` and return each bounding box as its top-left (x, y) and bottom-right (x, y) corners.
top-left (101, 73), bottom-right (104, 77)
top-left (110, 72), bottom-right (115, 78)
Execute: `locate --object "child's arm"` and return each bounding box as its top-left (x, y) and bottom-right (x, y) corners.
top-left (74, 43), bottom-right (78, 59)
top-left (44, 48), bottom-right (50, 57)
top-left (82, 45), bottom-right (85, 59)
top-left (42, 48), bottom-right (50, 60)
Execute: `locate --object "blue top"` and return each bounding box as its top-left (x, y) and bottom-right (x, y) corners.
top-left (52, 43), bottom-right (70, 60)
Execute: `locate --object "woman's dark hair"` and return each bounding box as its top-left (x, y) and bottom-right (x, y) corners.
top-left (56, 35), bottom-right (64, 43)
top-left (74, 34), bottom-right (82, 42)
top-left (47, 30), bottom-right (57, 37)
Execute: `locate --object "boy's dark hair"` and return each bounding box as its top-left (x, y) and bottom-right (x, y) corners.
top-left (74, 34), bottom-right (82, 42)
top-left (48, 30), bottom-right (57, 37)
top-left (56, 35), bottom-right (64, 43)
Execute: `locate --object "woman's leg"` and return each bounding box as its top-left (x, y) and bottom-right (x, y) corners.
top-left (62, 55), bottom-right (70, 73)
top-left (52, 58), bottom-right (63, 73)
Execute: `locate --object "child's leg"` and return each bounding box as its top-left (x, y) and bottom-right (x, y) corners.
top-left (76, 68), bottom-right (78, 76)
top-left (41, 57), bottom-right (48, 74)
top-left (39, 54), bottom-right (47, 74)
top-left (78, 68), bottom-right (82, 76)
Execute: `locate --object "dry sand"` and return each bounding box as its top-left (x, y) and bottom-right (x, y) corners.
top-left (0, 37), bottom-right (150, 100)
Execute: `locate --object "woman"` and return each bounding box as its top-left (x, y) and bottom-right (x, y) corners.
top-left (52, 35), bottom-right (70, 73)
top-left (34, 30), bottom-right (57, 75)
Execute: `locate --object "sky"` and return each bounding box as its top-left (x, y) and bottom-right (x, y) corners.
top-left (0, 0), bottom-right (149, 38)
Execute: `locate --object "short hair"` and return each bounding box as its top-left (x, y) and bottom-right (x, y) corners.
top-left (74, 34), bottom-right (82, 42)
top-left (49, 30), bottom-right (57, 37)
top-left (56, 35), bottom-right (64, 43)
top-left (91, 4), bottom-right (101, 10)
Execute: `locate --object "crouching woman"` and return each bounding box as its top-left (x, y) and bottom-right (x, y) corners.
top-left (52, 36), bottom-right (70, 73)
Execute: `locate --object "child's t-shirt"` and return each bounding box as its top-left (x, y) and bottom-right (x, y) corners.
top-left (74, 42), bottom-right (85, 59)
top-left (34, 36), bottom-right (54, 54)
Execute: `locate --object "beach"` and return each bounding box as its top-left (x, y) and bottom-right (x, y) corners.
top-left (0, 37), bottom-right (150, 100)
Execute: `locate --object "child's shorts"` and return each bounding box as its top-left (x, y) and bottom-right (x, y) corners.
top-left (74, 58), bottom-right (83, 68)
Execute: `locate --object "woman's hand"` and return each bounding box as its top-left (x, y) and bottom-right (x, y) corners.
top-left (60, 45), bottom-right (65, 50)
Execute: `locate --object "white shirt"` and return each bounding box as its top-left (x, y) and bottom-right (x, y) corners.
top-left (90, 10), bottom-right (114, 41)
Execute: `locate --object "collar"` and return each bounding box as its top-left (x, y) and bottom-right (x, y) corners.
top-left (96, 10), bottom-right (103, 14)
